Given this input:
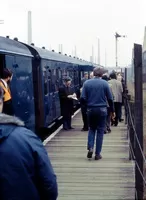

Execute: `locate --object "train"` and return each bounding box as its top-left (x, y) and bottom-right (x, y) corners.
top-left (0, 36), bottom-right (96, 137)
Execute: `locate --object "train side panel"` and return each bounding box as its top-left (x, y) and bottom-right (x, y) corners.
top-left (5, 54), bottom-right (35, 131)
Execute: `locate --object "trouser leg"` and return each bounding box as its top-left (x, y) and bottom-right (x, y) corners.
top-left (81, 106), bottom-right (88, 130)
top-left (95, 116), bottom-right (106, 155)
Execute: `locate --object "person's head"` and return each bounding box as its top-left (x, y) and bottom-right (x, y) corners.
top-left (63, 77), bottom-right (72, 87)
top-left (109, 72), bottom-right (117, 80)
top-left (90, 72), bottom-right (94, 79)
top-left (0, 87), bottom-right (3, 113)
top-left (84, 72), bottom-right (88, 79)
top-left (93, 67), bottom-right (106, 77)
top-left (117, 73), bottom-right (122, 81)
top-left (102, 74), bottom-right (108, 81)
top-left (1, 68), bottom-right (13, 83)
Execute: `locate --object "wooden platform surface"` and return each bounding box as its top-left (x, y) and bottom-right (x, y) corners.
top-left (45, 111), bottom-right (135, 200)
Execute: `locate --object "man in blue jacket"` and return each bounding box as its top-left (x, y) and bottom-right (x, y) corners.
top-left (0, 87), bottom-right (58, 200)
top-left (81, 67), bottom-right (115, 160)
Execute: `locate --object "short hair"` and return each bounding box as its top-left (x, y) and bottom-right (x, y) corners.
top-left (102, 75), bottom-right (108, 81)
top-left (84, 72), bottom-right (88, 75)
top-left (1, 68), bottom-right (12, 79)
top-left (93, 67), bottom-right (106, 77)
top-left (110, 72), bottom-right (117, 79)
top-left (63, 76), bottom-right (72, 82)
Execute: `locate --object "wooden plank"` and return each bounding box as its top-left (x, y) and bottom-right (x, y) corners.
top-left (45, 111), bottom-right (135, 200)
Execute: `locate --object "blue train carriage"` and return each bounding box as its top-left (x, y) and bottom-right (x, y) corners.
top-left (0, 36), bottom-right (35, 131)
top-left (22, 44), bottom-right (83, 130)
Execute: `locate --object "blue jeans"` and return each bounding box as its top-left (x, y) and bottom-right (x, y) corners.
top-left (87, 107), bottom-right (107, 155)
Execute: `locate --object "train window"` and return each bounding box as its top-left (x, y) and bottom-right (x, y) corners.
top-left (74, 70), bottom-right (79, 85)
top-left (47, 69), bottom-right (52, 93)
top-left (51, 69), bottom-right (57, 92)
top-left (80, 71), bottom-right (84, 79)
top-left (58, 69), bottom-right (62, 85)
top-left (43, 70), bottom-right (48, 95)
top-left (0, 54), bottom-right (6, 77)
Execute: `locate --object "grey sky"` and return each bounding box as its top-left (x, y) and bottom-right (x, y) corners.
top-left (0, 0), bottom-right (145, 67)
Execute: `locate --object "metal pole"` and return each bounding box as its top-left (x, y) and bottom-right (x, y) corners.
top-left (134, 43), bottom-right (143, 200)
top-left (92, 45), bottom-right (94, 63)
top-left (28, 11), bottom-right (32, 45)
top-left (124, 68), bottom-right (127, 88)
top-left (74, 46), bottom-right (77, 57)
top-left (98, 38), bottom-right (100, 65)
top-left (105, 49), bottom-right (107, 68)
top-left (115, 35), bottom-right (118, 67)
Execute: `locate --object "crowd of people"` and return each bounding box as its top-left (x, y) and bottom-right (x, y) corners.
top-left (59, 67), bottom-right (125, 160)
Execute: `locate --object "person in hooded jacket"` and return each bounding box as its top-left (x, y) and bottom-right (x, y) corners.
top-left (0, 87), bottom-right (58, 200)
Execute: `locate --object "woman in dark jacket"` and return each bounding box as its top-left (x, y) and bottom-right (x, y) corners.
top-left (0, 87), bottom-right (58, 200)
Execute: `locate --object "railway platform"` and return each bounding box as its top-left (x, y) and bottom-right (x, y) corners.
top-left (44, 110), bottom-right (135, 200)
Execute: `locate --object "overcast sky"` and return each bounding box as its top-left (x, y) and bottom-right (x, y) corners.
top-left (0, 0), bottom-right (145, 67)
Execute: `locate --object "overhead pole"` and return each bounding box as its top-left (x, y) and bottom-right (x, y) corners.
top-left (92, 45), bottom-right (94, 63)
top-left (105, 49), bottom-right (107, 68)
top-left (28, 11), bottom-right (32, 45)
top-left (115, 32), bottom-right (126, 68)
top-left (98, 38), bottom-right (100, 65)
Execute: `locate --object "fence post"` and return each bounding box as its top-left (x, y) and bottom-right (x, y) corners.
top-left (128, 101), bottom-right (135, 160)
top-left (124, 68), bottom-right (128, 125)
top-left (124, 67), bottom-right (127, 88)
top-left (134, 43), bottom-right (144, 200)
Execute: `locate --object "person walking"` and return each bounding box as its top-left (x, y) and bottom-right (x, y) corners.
top-left (108, 72), bottom-right (123, 126)
top-left (102, 74), bottom-right (112, 133)
top-left (81, 67), bottom-right (115, 160)
top-left (0, 86), bottom-right (58, 200)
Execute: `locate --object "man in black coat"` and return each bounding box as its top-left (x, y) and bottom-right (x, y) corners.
top-left (59, 77), bottom-right (77, 130)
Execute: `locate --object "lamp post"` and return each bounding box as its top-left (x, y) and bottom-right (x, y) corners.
top-left (115, 32), bottom-right (126, 68)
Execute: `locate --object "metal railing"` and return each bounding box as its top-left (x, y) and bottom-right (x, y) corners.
top-left (125, 93), bottom-right (145, 200)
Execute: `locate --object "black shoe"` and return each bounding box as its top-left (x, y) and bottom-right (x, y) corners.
top-left (104, 131), bottom-right (107, 134)
top-left (119, 119), bottom-right (124, 122)
top-left (87, 151), bottom-right (93, 159)
top-left (95, 155), bottom-right (102, 160)
top-left (107, 128), bottom-right (111, 133)
top-left (81, 128), bottom-right (88, 131)
top-left (69, 127), bottom-right (74, 129)
top-left (63, 128), bottom-right (68, 131)
top-left (111, 122), bottom-right (114, 126)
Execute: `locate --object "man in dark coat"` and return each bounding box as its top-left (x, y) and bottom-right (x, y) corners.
top-left (59, 77), bottom-right (76, 130)
top-left (0, 87), bottom-right (58, 200)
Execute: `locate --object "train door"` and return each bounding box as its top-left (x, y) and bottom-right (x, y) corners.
top-left (51, 68), bottom-right (57, 120)
top-left (0, 54), bottom-right (5, 76)
top-left (5, 55), bottom-right (35, 131)
top-left (54, 67), bottom-right (61, 119)
top-left (44, 66), bottom-right (54, 126)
